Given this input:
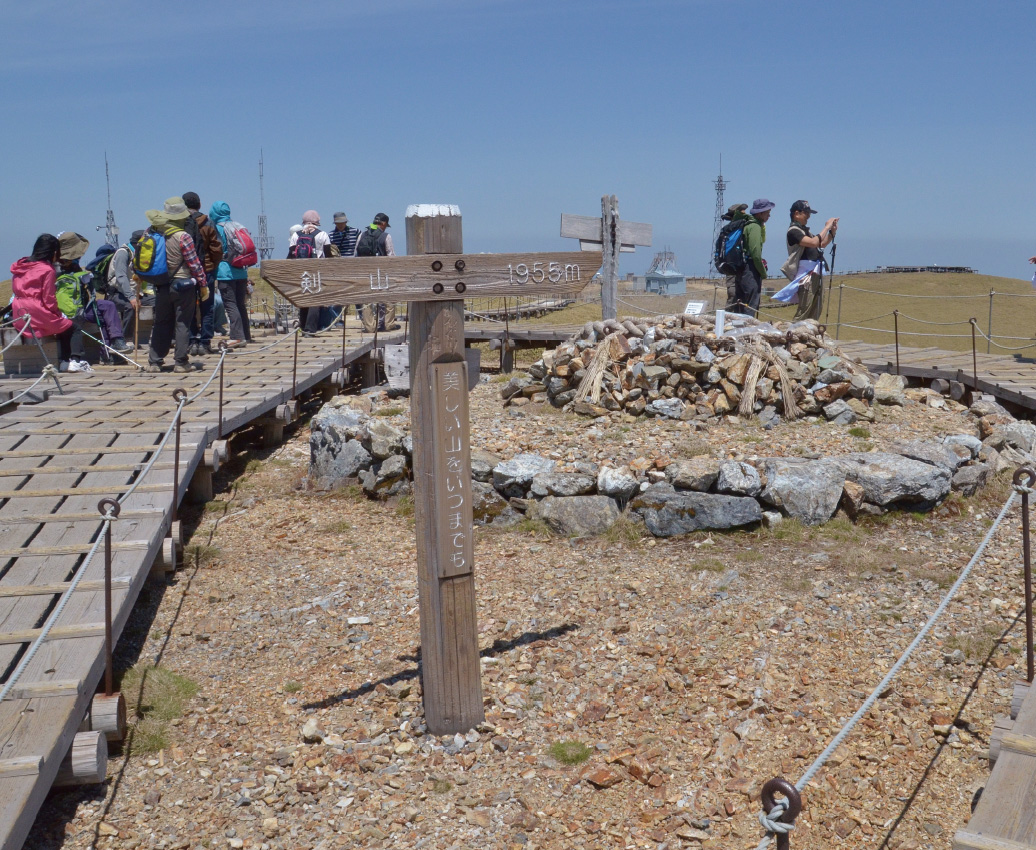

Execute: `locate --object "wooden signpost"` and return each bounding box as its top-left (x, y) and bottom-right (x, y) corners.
top-left (560, 196), bottom-right (652, 320)
top-left (261, 206), bottom-right (602, 735)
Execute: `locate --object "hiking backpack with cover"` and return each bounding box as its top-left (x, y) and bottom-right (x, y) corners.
top-left (55, 270), bottom-right (91, 318)
top-left (183, 215), bottom-right (203, 263)
top-left (713, 219), bottom-right (748, 276)
top-left (133, 229), bottom-right (174, 284)
top-left (354, 227), bottom-right (387, 257)
top-left (292, 229), bottom-right (322, 260)
top-left (91, 252), bottom-right (117, 293)
top-left (221, 221), bottom-right (258, 268)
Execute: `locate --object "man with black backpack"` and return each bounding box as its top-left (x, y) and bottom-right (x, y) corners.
top-left (183, 192), bottom-right (224, 355)
top-left (355, 213), bottom-right (397, 332)
top-left (719, 203), bottom-right (748, 310)
top-left (732, 199), bottom-right (773, 317)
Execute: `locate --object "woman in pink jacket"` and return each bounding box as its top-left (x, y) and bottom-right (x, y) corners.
top-left (10, 234), bottom-right (88, 371)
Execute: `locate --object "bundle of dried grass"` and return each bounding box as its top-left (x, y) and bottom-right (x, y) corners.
top-left (746, 338), bottom-right (802, 419)
top-left (738, 355), bottom-right (766, 417)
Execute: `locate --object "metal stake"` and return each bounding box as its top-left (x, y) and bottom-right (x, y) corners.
top-left (291, 329), bottom-right (299, 401)
top-left (217, 347), bottom-right (226, 440)
top-left (988, 289), bottom-right (995, 354)
top-left (97, 498), bottom-right (121, 697)
top-left (760, 777), bottom-right (802, 850)
top-left (503, 297), bottom-right (511, 372)
top-left (970, 319), bottom-right (978, 389)
top-left (171, 389), bottom-right (186, 523)
top-left (341, 311), bottom-right (347, 371)
top-left (834, 284), bottom-right (844, 339)
top-left (893, 310), bottom-right (901, 375)
top-left (1016, 467), bottom-right (1036, 683)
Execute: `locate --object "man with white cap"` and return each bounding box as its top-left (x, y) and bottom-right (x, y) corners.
top-left (733, 199), bottom-right (774, 317)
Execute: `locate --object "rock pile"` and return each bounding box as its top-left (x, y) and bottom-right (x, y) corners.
top-left (307, 391), bottom-right (1029, 537)
top-left (501, 313), bottom-right (891, 425)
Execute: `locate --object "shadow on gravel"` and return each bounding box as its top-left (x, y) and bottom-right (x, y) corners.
top-left (876, 607), bottom-right (1026, 849)
top-left (303, 622), bottom-right (580, 711)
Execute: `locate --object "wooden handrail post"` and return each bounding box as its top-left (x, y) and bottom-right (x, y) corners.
top-left (893, 310), bottom-right (900, 376)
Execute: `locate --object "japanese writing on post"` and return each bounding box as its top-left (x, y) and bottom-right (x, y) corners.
top-left (300, 270), bottom-right (322, 295)
top-left (432, 362), bottom-right (473, 578)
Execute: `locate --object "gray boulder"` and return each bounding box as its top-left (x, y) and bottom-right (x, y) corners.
top-left (530, 472), bottom-right (596, 498)
top-left (952, 463), bottom-right (991, 497)
top-left (873, 373), bottom-right (907, 406)
top-left (360, 454), bottom-right (409, 499)
top-left (310, 437), bottom-right (373, 483)
top-left (500, 376), bottom-right (532, 400)
top-left (367, 419), bottom-right (406, 460)
top-left (834, 452), bottom-right (951, 507)
top-left (530, 496), bottom-right (621, 537)
top-left (492, 453), bottom-right (556, 498)
top-left (311, 401), bottom-right (370, 442)
top-left (631, 483), bottom-right (762, 537)
top-left (470, 449), bottom-right (502, 483)
top-left (986, 422), bottom-right (1036, 455)
top-left (892, 440), bottom-right (967, 472)
top-left (597, 466), bottom-right (640, 501)
top-left (944, 434), bottom-right (982, 460)
top-left (645, 398), bottom-right (687, 419)
top-left (970, 398), bottom-right (1012, 419)
top-left (471, 480), bottom-right (509, 524)
top-left (760, 458), bottom-right (845, 526)
top-left (666, 457), bottom-right (720, 491)
top-left (716, 461), bottom-right (762, 497)
top-left (823, 399), bottom-right (857, 424)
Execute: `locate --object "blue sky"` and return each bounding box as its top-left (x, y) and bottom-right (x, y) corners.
top-left (2, 0), bottom-right (1034, 281)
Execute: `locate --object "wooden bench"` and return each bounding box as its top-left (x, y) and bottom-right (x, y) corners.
top-left (1, 328), bottom-right (59, 376)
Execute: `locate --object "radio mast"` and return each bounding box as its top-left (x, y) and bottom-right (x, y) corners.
top-left (257, 150), bottom-right (274, 260)
top-left (707, 155), bottom-right (727, 278)
top-left (97, 153), bottom-right (119, 248)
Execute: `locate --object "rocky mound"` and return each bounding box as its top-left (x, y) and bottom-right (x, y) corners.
top-left (501, 313), bottom-right (899, 426)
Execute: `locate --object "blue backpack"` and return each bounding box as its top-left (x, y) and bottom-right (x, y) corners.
top-left (713, 219), bottom-right (748, 276)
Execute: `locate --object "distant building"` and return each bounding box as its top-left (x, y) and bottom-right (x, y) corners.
top-left (644, 249), bottom-right (686, 295)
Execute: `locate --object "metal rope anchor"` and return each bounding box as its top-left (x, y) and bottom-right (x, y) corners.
top-left (759, 777), bottom-right (802, 850)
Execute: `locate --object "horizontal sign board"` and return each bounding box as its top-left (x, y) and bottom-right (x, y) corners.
top-left (260, 252), bottom-right (602, 306)
top-left (560, 213), bottom-right (652, 253)
top-left (684, 301), bottom-right (705, 315)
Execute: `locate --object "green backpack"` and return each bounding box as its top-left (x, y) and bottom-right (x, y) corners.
top-left (55, 270), bottom-right (91, 319)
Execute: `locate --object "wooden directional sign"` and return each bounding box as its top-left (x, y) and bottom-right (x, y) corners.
top-left (259, 251), bottom-right (602, 307)
top-left (560, 213), bottom-right (652, 253)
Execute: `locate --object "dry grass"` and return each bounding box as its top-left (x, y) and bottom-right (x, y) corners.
top-left (121, 664), bottom-right (199, 754)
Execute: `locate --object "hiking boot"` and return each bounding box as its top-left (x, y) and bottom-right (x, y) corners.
top-left (173, 362), bottom-right (201, 373)
top-left (111, 339), bottom-right (131, 352)
top-left (145, 362), bottom-right (164, 373)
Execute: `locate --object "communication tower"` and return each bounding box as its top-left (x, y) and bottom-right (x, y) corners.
top-left (257, 150), bottom-right (274, 260)
top-left (97, 153), bottom-right (119, 248)
top-left (707, 156), bottom-right (727, 277)
top-left (647, 248), bottom-right (678, 275)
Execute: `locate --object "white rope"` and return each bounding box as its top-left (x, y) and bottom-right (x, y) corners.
top-left (755, 485), bottom-right (1021, 849)
top-left (0, 315), bottom-right (33, 355)
top-left (838, 285), bottom-right (989, 299)
top-left (186, 349), bottom-right (228, 404)
top-left (0, 365), bottom-right (61, 410)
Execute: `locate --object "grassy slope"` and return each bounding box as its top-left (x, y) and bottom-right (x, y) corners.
top-left (7, 271), bottom-right (1032, 354)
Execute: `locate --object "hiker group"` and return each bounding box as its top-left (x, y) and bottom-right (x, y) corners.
top-left (286, 210), bottom-right (399, 335)
top-left (714, 198), bottom-right (839, 321)
top-left (8, 193), bottom-right (257, 373)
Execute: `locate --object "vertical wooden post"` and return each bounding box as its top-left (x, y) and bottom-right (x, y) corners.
top-left (601, 195), bottom-right (619, 321)
top-left (406, 205), bottom-right (484, 735)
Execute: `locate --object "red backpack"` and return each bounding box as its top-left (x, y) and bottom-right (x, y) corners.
top-left (222, 221), bottom-right (258, 268)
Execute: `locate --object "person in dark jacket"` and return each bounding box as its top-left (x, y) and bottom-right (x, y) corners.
top-left (183, 191), bottom-right (224, 355)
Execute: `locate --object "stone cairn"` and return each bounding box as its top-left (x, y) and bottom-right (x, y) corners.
top-left (501, 313), bottom-right (888, 426)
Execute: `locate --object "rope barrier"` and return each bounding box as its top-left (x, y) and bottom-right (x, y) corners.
top-left (972, 325), bottom-right (1036, 353)
top-left (0, 315), bottom-right (33, 355)
top-left (186, 348), bottom-right (229, 404)
top-left (755, 485), bottom-right (1022, 849)
top-left (836, 285), bottom-right (989, 299)
top-left (0, 365), bottom-right (61, 410)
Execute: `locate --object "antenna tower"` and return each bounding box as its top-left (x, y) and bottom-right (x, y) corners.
top-left (97, 153), bottom-right (119, 248)
top-left (647, 248), bottom-right (678, 275)
top-left (257, 150), bottom-right (274, 260)
top-left (707, 155), bottom-right (727, 277)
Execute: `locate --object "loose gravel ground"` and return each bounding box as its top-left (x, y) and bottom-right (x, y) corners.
top-left (26, 379), bottom-right (1033, 850)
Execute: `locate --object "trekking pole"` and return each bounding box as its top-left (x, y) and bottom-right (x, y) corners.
top-left (823, 238), bottom-right (837, 325)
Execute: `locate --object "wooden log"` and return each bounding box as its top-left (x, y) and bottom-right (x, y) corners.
top-left (89, 692), bottom-right (127, 742)
top-left (7, 679), bottom-right (81, 699)
top-left (0, 623), bottom-right (105, 645)
top-left (211, 439), bottom-right (229, 464)
top-left (261, 420), bottom-right (285, 447)
top-left (203, 446), bottom-right (221, 473)
top-left (187, 467), bottom-right (214, 504)
top-left (169, 519), bottom-right (183, 545)
top-left (1000, 729), bottom-right (1036, 757)
top-left (153, 537), bottom-right (177, 574)
top-left (1012, 681), bottom-right (1029, 720)
top-left (52, 731), bottom-right (107, 787)
top-left (953, 832), bottom-right (1036, 850)
top-left (0, 756), bottom-right (42, 778)
top-left (989, 714), bottom-right (1014, 766)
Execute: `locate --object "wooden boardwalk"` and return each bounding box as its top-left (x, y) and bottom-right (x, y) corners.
top-left (0, 330), bottom-right (391, 850)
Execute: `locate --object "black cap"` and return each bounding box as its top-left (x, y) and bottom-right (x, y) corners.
top-left (790, 200), bottom-right (817, 215)
top-left (129, 229), bottom-right (146, 246)
top-left (373, 212), bottom-right (390, 227)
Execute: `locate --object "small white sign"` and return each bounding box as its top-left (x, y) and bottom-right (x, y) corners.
top-left (684, 301), bottom-right (705, 316)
